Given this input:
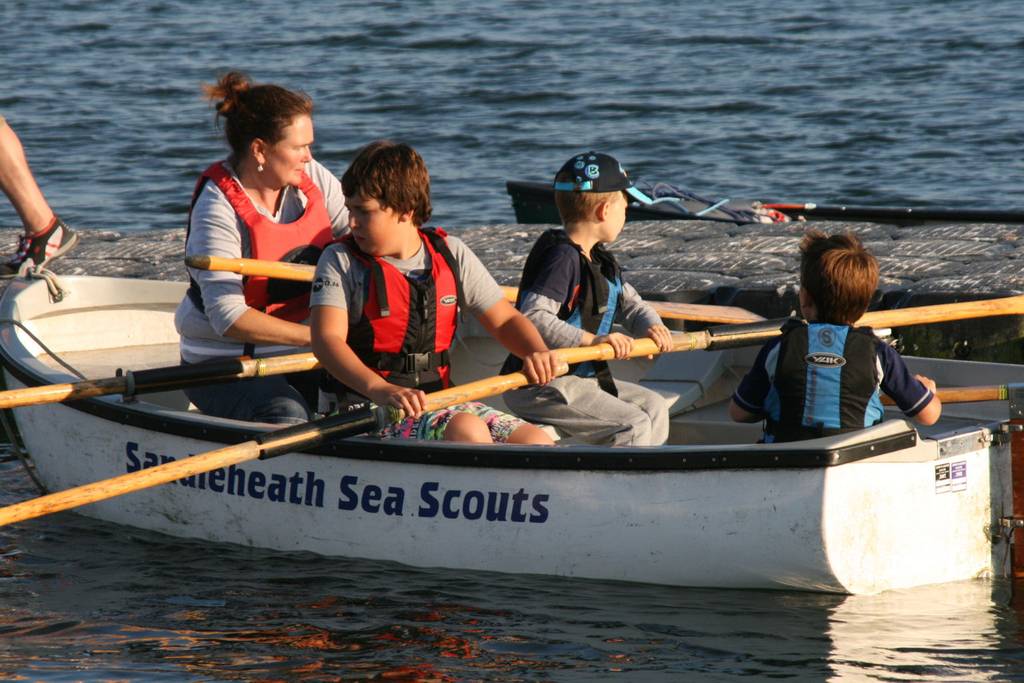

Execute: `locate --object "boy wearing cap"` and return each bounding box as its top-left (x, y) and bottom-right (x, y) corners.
top-left (501, 151), bottom-right (673, 446)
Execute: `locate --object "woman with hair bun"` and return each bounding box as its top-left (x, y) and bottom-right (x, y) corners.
top-left (176, 71), bottom-right (348, 424)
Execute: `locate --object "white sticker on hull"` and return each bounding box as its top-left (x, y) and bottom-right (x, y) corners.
top-left (934, 460), bottom-right (967, 494)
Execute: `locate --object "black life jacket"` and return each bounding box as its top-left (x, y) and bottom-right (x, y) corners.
top-left (502, 229), bottom-right (622, 395)
top-left (763, 319), bottom-right (885, 443)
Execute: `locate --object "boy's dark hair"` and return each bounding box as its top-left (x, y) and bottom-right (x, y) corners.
top-left (341, 140), bottom-right (432, 226)
top-left (799, 230), bottom-right (879, 324)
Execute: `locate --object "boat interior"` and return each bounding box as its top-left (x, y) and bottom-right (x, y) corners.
top-left (5, 276), bottom-right (1018, 452)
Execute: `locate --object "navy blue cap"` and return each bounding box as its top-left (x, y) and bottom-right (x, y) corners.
top-left (553, 151), bottom-right (653, 205)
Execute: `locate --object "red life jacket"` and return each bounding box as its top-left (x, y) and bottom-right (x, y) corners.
top-left (340, 228), bottom-right (462, 393)
top-left (186, 161), bottom-right (334, 322)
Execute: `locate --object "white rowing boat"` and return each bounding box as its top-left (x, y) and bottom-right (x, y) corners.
top-left (0, 275), bottom-right (1017, 594)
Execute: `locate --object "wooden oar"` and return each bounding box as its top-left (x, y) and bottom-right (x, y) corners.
top-left (652, 300), bottom-right (764, 324)
top-left (857, 296), bottom-right (1024, 329)
top-left (882, 385), bottom-right (1009, 405)
top-left (0, 317), bottom-right (792, 527)
top-left (185, 255), bottom-right (766, 324)
top-left (0, 366), bottom-right (557, 527)
top-left (185, 255), bottom-right (1024, 328)
top-left (0, 352), bottom-right (319, 410)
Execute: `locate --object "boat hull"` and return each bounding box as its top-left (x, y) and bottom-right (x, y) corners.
top-left (9, 396), bottom-right (1008, 594)
top-left (0, 276), bottom-right (1015, 594)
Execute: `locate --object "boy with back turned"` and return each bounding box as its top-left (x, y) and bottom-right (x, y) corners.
top-left (729, 230), bottom-right (941, 442)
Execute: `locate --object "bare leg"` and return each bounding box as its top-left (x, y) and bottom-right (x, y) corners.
top-left (0, 117), bottom-right (55, 235)
top-left (506, 423), bottom-right (555, 445)
top-left (443, 412), bottom-right (493, 443)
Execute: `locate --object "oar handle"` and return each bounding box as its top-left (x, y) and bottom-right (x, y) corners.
top-left (881, 385), bottom-right (1008, 405)
top-left (0, 353), bottom-right (321, 410)
top-left (185, 255), bottom-right (316, 281)
top-left (649, 301), bottom-right (765, 324)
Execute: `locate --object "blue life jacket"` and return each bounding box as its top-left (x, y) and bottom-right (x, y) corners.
top-left (502, 229), bottom-right (623, 395)
top-left (763, 320), bottom-right (884, 443)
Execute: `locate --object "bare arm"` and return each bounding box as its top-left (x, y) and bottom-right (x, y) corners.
top-left (225, 309), bottom-right (311, 347)
top-left (310, 305), bottom-right (427, 418)
top-left (911, 374), bottom-right (942, 426)
top-left (477, 299), bottom-right (560, 385)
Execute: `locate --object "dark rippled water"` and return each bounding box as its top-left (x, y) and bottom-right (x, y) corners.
top-left (3, 452), bottom-right (1024, 682)
top-left (2, 0), bottom-right (1023, 233)
top-left (4, 1), bottom-right (1024, 679)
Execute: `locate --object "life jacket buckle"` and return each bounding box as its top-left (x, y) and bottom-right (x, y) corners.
top-left (403, 352), bottom-right (434, 373)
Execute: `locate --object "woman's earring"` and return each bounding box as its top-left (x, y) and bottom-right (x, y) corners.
top-left (257, 163), bottom-right (264, 172)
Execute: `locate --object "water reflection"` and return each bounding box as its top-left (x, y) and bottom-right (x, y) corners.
top-left (826, 581), bottom-right (1018, 681)
top-left (2, 458), bottom-right (1024, 679)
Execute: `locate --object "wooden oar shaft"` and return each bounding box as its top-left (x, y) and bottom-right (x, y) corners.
top-left (0, 376), bottom-right (129, 410)
top-left (185, 255), bottom-right (317, 282)
top-left (0, 353), bottom-right (321, 410)
top-left (555, 319), bottom-right (788, 364)
top-left (187, 255), bottom-right (765, 323)
top-left (858, 296), bottom-right (1024, 328)
top-left (0, 362), bottom-right (562, 528)
top-left (881, 385), bottom-right (1008, 405)
top-left (191, 255), bottom-right (1024, 327)
top-left (0, 442), bottom-right (262, 527)
top-left (190, 255), bottom-right (1024, 328)
top-left (422, 368), bottom-right (556, 411)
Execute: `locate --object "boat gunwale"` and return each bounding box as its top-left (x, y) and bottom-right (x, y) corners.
top-left (0, 274), bottom-right (939, 472)
top-left (0, 338), bottom-right (923, 471)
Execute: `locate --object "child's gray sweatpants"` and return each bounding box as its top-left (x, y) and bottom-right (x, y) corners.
top-left (503, 374), bottom-right (669, 446)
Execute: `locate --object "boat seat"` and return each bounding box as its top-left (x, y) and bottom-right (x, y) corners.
top-left (639, 349), bottom-right (727, 416)
top-left (668, 399), bottom-right (763, 444)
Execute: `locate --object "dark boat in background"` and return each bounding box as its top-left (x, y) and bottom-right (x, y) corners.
top-left (506, 180), bottom-right (1024, 226)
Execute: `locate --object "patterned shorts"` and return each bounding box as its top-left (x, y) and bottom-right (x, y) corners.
top-left (376, 401), bottom-right (528, 442)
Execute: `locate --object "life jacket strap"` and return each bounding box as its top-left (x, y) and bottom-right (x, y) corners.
top-left (367, 349), bottom-right (451, 374)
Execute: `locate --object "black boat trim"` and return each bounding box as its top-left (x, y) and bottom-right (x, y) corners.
top-left (1, 345), bottom-right (918, 471)
top-left (772, 203), bottom-right (1024, 225)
